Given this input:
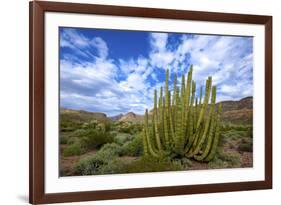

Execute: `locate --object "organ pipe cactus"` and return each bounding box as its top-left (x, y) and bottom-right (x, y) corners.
top-left (142, 65), bottom-right (222, 162)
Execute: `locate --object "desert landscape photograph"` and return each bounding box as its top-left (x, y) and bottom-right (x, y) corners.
top-left (59, 27), bottom-right (253, 176)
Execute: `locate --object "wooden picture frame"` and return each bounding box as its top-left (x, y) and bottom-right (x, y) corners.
top-left (29, 1), bottom-right (272, 204)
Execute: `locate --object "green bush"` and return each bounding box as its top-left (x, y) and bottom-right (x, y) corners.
top-left (114, 122), bottom-right (143, 134)
top-left (69, 129), bottom-right (88, 138)
top-left (207, 148), bottom-right (241, 169)
top-left (74, 146), bottom-right (182, 175)
top-left (59, 135), bottom-right (68, 144)
top-left (221, 123), bottom-right (252, 132)
top-left (208, 156), bottom-right (226, 169)
top-left (124, 155), bottom-right (182, 173)
top-left (75, 157), bottom-right (127, 175)
top-left (117, 122), bottom-right (134, 134)
top-left (180, 158), bottom-right (193, 169)
top-left (247, 127), bottom-right (253, 138)
top-left (222, 130), bottom-right (248, 140)
top-left (98, 158), bottom-right (128, 174)
top-left (74, 143), bottom-right (122, 175)
top-left (81, 120), bottom-right (99, 129)
top-left (98, 143), bottom-right (122, 158)
top-left (60, 119), bottom-right (82, 132)
top-left (238, 138), bottom-right (253, 152)
top-left (63, 142), bottom-right (86, 157)
top-left (114, 133), bottom-right (132, 145)
top-left (67, 137), bottom-right (79, 145)
top-left (217, 150), bottom-right (241, 167)
top-left (75, 155), bottom-right (105, 175)
top-left (79, 129), bottom-right (114, 149)
top-left (80, 120), bottom-right (111, 131)
top-left (238, 143), bottom-right (252, 152)
top-left (121, 134), bottom-right (143, 156)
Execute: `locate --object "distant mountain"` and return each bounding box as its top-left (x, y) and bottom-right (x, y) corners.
top-left (118, 112), bottom-right (144, 123)
top-left (60, 108), bottom-right (111, 123)
top-left (60, 96), bottom-right (253, 125)
top-left (218, 96), bottom-right (253, 124)
top-left (109, 114), bottom-right (123, 121)
top-left (218, 96), bottom-right (252, 112)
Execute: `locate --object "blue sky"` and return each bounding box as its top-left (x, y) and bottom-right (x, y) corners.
top-left (59, 27), bottom-right (253, 116)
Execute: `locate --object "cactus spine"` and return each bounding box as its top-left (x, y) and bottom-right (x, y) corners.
top-left (143, 65), bottom-right (222, 161)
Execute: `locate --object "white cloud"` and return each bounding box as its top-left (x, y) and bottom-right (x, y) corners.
top-left (60, 28), bottom-right (109, 61)
top-left (119, 57), bottom-right (148, 75)
top-left (150, 33), bottom-right (169, 51)
top-left (61, 53), bottom-right (154, 116)
top-left (119, 73), bottom-right (146, 92)
top-left (61, 29), bottom-right (253, 115)
top-left (61, 60), bottom-right (152, 116)
top-left (149, 32), bottom-right (176, 69)
top-left (149, 52), bottom-right (175, 69)
top-left (174, 35), bottom-right (253, 102)
top-left (61, 28), bottom-right (89, 48)
top-left (220, 84), bottom-right (240, 93)
top-left (90, 37), bottom-right (108, 59)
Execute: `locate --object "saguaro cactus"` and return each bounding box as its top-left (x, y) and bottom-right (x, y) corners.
top-left (142, 65), bottom-right (222, 162)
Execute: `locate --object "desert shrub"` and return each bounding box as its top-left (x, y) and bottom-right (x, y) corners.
top-left (119, 123), bottom-right (134, 134)
top-left (81, 120), bottom-right (111, 131)
top-left (98, 143), bottom-right (122, 158)
top-left (114, 122), bottom-right (143, 134)
top-left (221, 130), bottom-right (248, 141)
top-left (217, 151), bottom-right (241, 167)
top-left (63, 141), bottom-right (86, 157)
top-left (66, 126), bottom-right (114, 150)
top-left (208, 156), bottom-right (226, 169)
top-left (70, 123), bottom-right (114, 148)
top-left (238, 138), bottom-right (253, 152)
top-left (98, 158), bottom-right (128, 174)
top-left (109, 130), bottom-right (118, 137)
top-left (75, 151), bottom-right (182, 175)
top-left (208, 148), bottom-right (241, 169)
top-left (80, 129), bottom-right (114, 149)
top-left (74, 143), bottom-right (122, 175)
top-left (121, 134), bottom-right (143, 156)
top-left (60, 119), bottom-right (82, 132)
top-left (67, 137), bottom-right (79, 145)
top-left (221, 123), bottom-right (252, 132)
top-left (219, 134), bottom-right (228, 146)
top-left (129, 123), bottom-right (143, 134)
top-left (123, 155), bottom-right (183, 173)
top-left (81, 120), bottom-right (99, 129)
top-left (75, 157), bottom-right (127, 175)
top-left (75, 155), bottom-right (105, 175)
top-left (247, 127), bottom-right (253, 138)
top-left (180, 158), bottom-right (193, 169)
top-left (238, 143), bottom-right (252, 152)
top-left (114, 133), bottom-right (132, 145)
top-left (229, 142), bottom-right (236, 149)
top-left (68, 129), bottom-right (88, 138)
top-left (233, 125), bottom-right (251, 132)
top-left (59, 135), bottom-right (68, 144)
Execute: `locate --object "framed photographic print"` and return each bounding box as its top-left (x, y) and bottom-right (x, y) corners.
top-left (29, 1), bottom-right (272, 204)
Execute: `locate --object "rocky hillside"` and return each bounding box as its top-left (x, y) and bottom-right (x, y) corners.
top-left (60, 108), bottom-right (111, 123)
top-left (218, 96), bottom-right (252, 112)
top-left (60, 96), bottom-right (253, 125)
top-left (109, 114), bottom-right (123, 121)
top-left (118, 112), bottom-right (144, 123)
top-left (218, 96), bottom-right (253, 124)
